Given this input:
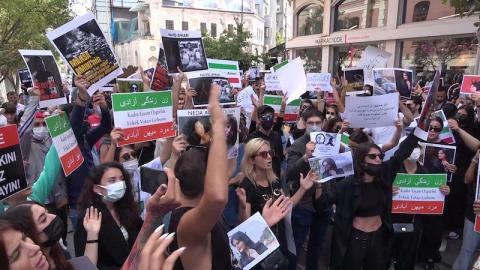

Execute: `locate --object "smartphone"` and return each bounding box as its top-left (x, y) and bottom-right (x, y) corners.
top-left (140, 167), bottom-right (168, 194)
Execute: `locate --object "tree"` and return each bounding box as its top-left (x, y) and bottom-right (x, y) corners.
top-left (202, 18), bottom-right (258, 71)
top-left (0, 0), bottom-right (71, 89)
top-left (413, 38), bottom-right (469, 71)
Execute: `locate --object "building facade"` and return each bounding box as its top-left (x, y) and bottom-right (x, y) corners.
top-left (287, 0), bottom-right (478, 84)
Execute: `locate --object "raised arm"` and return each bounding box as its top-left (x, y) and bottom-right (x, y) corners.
top-left (465, 150), bottom-right (479, 184)
top-left (177, 84), bottom-right (228, 246)
top-left (70, 76), bottom-right (90, 140)
top-left (28, 145), bottom-right (62, 203)
top-left (448, 119), bottom-right (480, 152)
top-left (86, 92), bottom-right (112, 147)
top-left (18, 88), bottom-right (40, 139)
top-left (381, 118), bottom-right (402, 152)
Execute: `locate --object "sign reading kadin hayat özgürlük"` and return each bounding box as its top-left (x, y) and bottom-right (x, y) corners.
top-left (0, 125), bottom-right (28, 200)
top-left (45, 113), bottom-right (84, 176)
top-left (263, 95), bottom-right (301, 122)
top-left (112, 91), bottom-right (176, 146)
top-left (392, 173), bottom-right (447, 215)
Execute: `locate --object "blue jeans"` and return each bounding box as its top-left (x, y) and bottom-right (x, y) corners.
top-left (290, 206), bottom-right (333, 270)
top-left (452, 218), bottom-right (480, 270)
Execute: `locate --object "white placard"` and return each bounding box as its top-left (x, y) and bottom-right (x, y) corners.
top-left (236, 86), bottom-right (257, 113)
top-left (345, 92), bottom-right (399, 128)
top-left (306, 73), bottom-right (332, 92)
top-left (276, 57), bottom-right (306, 103)
top-left (264, 73), bottom-right (282, 92)
top-left (310, 132), bottom-right (341, 157)
top-left (358, 45), bottom-right (391, 86)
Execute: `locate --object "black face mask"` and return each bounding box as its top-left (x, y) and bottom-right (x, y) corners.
top-left (260, 115), bottom-right (274, 130)
top-left (364, 163), bottom-right (382, 177)
top-left (42, 216), bottom-right (65, 247)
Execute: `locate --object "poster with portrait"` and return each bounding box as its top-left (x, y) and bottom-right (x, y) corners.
top-left (177, 108), bottom-right (240, 158)
top-left (310, 131), bottom-right (341, 157)
top-left (372, 68), bottom-right (412, 98)
top-left (47, 13), bottom-right (123, 96)
top-left (228, 213), bottom-right (280, 270)
top-left (19, 50), bottom-right (67, 108)
top-left (208, 59), bottom-right (242, 88)
top-left (17, 68), bottom-right (32, 90)
top-left (460, 75), bottom-right (480, 95)
top-left (414, 67), bottom-right (441, 140)
top-left (187, 70), bottom-right (235, 107)
top-left (308, 151), bottom-right (354, 183)
top-left (420, 142), bottom-right (456, 182)
top-left (343, 68), bottom-right (365, 96)
top-left (357, 45), bottom-right (391, 86)
top-left (150, 48), bottom-right (173, 91)
top-left (160, 29), bottom-right (208, 74)
top-left (117, 78), bottom-right (143, 93)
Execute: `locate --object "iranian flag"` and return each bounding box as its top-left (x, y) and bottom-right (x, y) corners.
top-left (112, 91), bottom-right (176, 146)
top-left (392, 173), bottom-right (447, 215)
top-left (207, 59), bottom-right (241, 88)
top-left (263, 95), bottom-right (301, 122)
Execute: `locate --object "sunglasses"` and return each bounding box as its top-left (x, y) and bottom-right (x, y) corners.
top-left (366, 153), bottom-right (384, 160)
top-left (121, 151), bottom-right (137, 161)
top-left (429, 126), bottom-right (442, 132)
top-left (33, 122), bottom-right (47, 127)
top-left (254, 150), bottom-right (275, 159)
top-left (326, 112), bottom-right (336, 116)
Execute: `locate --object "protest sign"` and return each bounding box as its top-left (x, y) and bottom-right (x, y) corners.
top-left (310, 132), bottom-right (341, 157)
top-left (306, 73), bottom-right (332, 93)
top-left (47, 13), bottom-right (123, 96)
top-left (17, 68), bottom-right (32, 89)
top-left (263, 95), bottom-right (300, 122)
top-left (344, 92), bottom-right (399, 128)
top-left (150, 48), bottom-right (172, 91)
top-left (128, 67), bottom-right (154, 80)
top-left (0, 125), bottom-right (28, 200)
top-left (414, 67), bottom-right (441, 140)
top-left (188, 70), bottom-right (235, 107)
top-left (160, 29), bottom-right (208, 74)
top-left (112, 91), bottom-right (175, 146)
top-left (177, 108), bottom-right (240, 158)
top-left (475, 162), bottom-right (480, 232)
top-left (392, 173), bottom-right (447, 214)
top-left (237, 86), bottom-right (257, 114)
top-left (207, 59), bottom-right (241, 88)
top-left (432, 110), bottom-right (455, 144)
top-left (248, 67), bottom-right (260, 80)
top-left (271, 60), bottom-right (289, 72)
top-left (276, 57), bottom-right (306, 103)
top-left (357, 45), bottom-right (391, 86)
top-left (309, 152), bottom-right (354, 183)
top-left (228, 213), bottom-right (280, 270)
top-left (372, 68), bottom-right (413, 98)
top-left (117, 78), bottom-right (143, 93)
top-left (460, 75), bottom-right (480, 95)
top-left (343, 68), bottom-right (365, 95)
top-left (100, 79), bottom-right (116, 92)
top-left (420, 142), bottom-right (456, 182)
top-left (45, 113), bottom-right (84, 176)
top-left (19, 50), bottom-right (67, 108)
top-left (264, 73), bottom-right (282, 93)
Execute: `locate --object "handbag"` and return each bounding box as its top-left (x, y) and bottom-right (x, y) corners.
top-left (392, 215), bottom-right (415, 234)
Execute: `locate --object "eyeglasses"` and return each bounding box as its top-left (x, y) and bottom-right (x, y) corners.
top-left (33, 122), bottom-right (47, 127)
top-left (121, 151), bottom-right (137, 161)
top-left (366, 153), bottom-right (384, 160)
top-left (429, 126), bottom-right (442, 132)
top-left (254, 150), bottom-right (274, 159)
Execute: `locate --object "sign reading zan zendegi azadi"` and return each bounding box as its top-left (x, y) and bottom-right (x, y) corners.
top-left (112, 91), bottom-right (176, 146)
top-left (0, 125), bottom-right (28, 200)
top-left (45, 113), bottom-right (84, 176)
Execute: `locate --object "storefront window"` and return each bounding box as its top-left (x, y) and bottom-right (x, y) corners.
top-left (297, 4), bottom-right (323, 36)
top-left (400, 37), bottom-right (476, 85)
top-left (297, 47), bottom-right (322, 72)
top-left (402, 0), bottom-right (479, 24)
top-left (333, 0), bottom-right (388, 31)
top-left (332, 43), bottom-right (386, 78)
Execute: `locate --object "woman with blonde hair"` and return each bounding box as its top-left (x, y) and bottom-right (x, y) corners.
top-left (236, 138), bottom-right (318, 269)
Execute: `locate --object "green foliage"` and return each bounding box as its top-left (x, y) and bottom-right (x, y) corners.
top-left (442, 0), bottom-right (479, 16)
top-left (0, 0), bottom-right (71, 85)
top-left (202, 19), bottom-right (258, 71)
top-left (413, 38), bottom-right (468, 70)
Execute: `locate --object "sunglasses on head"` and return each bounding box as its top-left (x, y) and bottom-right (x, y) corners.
top-left (429, 126), bottom-right (442, 132)
top-left (366, 153), bottom-right (384, 160)
top-left (254, 150), bottom-right (275, 159)
top-left (121, 151), bottom-right (137, 161)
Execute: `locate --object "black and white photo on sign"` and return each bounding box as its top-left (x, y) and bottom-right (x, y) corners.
top-left (310, 132), bottom-right (341, 157)
top-left (117, 78), bottom-right (143, 93)
top-left (46, 12), bottom-right (123, 95)
top-left (420, 142), bottom-right (456, 182)
top-left (160, 29), bottom-right (208, 74)
top-left (228, 213), bottom-right (280, 270)
top-left (17, 68), bottom-right (33, 89)
top-left (343, 68), bottom-right (365, 95)
top-left (19, 50), bottom-right (66, 108)
top-left (177, 108), bottom-right (240, 158)
top-left (309, 151), bottom-right (354, 183)
top-left (188, 71), bottom-right (235, 107)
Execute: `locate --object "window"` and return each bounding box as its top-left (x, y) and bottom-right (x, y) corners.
top-left (200, 22), bottom-right (207, 34)
top-left (412, 1), bottom-right (430, 22)
top-left (297, 47), bottom-right (322, 72)
top-left (265, 27), bottom-right (270, 39)
top-left (333, 0), bottom-right (388, 31)
top-left (228, 24), bottom-right (234, 33)
top-left (211, 23), bottom-right (217, 37)
top-left (296, 4), bottom-right (323, 36)
top-left (401, 0), bottom-right (477, 24)
top-left (166, 20), bottom-right (174, 30)
top-left (182, 21), bottom-right (188, 30)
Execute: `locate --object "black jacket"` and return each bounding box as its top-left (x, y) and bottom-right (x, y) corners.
top-left (314, 133), bottom-right (418, 269)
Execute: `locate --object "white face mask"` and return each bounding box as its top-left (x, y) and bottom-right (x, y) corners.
top-left (407, 148), bottom-right (421, 162)
top-left (122, 159), bottom-right (139, 175)
top-left (99, 181), bottom-right (126, 202)
top-left (33, 126), bottom-right (49, 141)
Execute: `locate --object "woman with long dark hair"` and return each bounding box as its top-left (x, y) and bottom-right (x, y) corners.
top-left (230, 231), bottom-right (268, 268)
top-left (75, 162), bottom-right (142, 270)
top-left (314, 133), bottom-right (419, 270)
